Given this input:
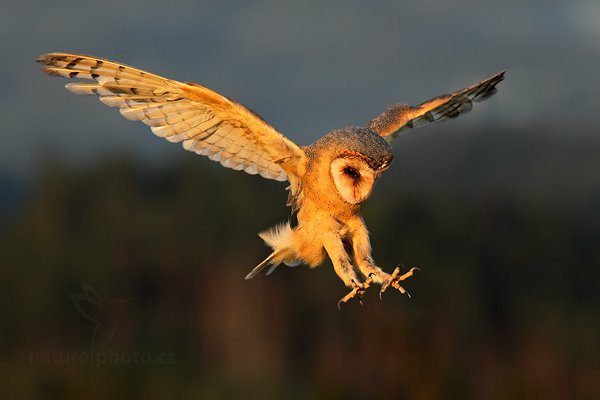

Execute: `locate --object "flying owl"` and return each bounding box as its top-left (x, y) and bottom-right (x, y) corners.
top-left (38, 53), bottom-right (504, 307)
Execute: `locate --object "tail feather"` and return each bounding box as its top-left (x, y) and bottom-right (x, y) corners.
top-left (245, 251), bottom-right (279, 280)
top-left (245, 222), bottom-right (301, 279)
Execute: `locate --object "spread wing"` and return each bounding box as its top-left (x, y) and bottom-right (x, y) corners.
top-left (38, 52), bottom-right (306, 182)
top-left (367, 71), bottom-right (505, 142)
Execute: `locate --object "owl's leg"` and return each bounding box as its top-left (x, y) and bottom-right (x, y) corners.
top-left (347, 216), bottom-right (418, 299)
top-left (322, 232), bottom-right (372, 308)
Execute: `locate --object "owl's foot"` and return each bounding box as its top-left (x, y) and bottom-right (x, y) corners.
top-left (379, 265), bottom-right (419, 299)
top-left (337, 275), bottom-right (373, 309)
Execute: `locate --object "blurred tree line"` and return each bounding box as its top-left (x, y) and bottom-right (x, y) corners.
top-left (0, 126), bottom-right (599, 399)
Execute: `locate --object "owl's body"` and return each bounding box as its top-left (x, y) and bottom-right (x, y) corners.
top-left (252, 127), bottom-right (396, 296)
top-left (38, 52), bottom-right (504, 306)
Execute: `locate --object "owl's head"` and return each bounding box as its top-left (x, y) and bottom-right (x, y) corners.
top-left (310, 126), bottom-right (393, 205)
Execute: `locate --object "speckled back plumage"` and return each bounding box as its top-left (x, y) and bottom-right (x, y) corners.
top-left (307, 126), bottom-right (393, 171)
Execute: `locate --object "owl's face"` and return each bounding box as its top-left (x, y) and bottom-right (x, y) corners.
top-left (330, 151), bottom-right (392, 204)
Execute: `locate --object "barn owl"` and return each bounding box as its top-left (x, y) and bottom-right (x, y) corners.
top-left (38, 53), bottom-right (504, 307)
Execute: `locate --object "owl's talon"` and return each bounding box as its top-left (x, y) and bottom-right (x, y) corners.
top-left (337, 276), bottom-right (373, 309)
top-left (379, 265), bottom-right (419, 299)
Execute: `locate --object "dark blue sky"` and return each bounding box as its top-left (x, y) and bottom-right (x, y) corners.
top-left (2, 0), bottom-right (599, 178)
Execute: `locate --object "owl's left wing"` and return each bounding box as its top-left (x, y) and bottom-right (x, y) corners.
top-left (367, 71), bottom-right (505, 142)
top-left (38, 52), bottom-right (306, 182)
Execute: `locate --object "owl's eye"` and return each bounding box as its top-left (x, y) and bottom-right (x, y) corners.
top-left (343, 166), bottom-right (361, 180)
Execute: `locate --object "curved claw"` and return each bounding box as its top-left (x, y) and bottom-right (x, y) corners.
top-left (337, 276), bottom-right (373, 309)
top-left (379, 265), bottom-right (420, 299)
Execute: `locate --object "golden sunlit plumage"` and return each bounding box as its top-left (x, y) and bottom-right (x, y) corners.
top-left (368, 71), bottom-right (505, 140)
top-left (38, 52), bottom-right (504, 306)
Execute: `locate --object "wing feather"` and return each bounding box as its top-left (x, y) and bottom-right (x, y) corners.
top-left (38, 52), bottom-right (306, 183)
top-left (367, 71), bottom-right (505, 142)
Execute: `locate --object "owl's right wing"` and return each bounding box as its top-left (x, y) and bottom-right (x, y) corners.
top-left (367, 71), bottom-right (505, 142)
top-left (38, 52), bottom-right (306, 182)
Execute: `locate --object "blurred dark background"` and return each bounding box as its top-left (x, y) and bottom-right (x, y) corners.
top-left (1, 1), bottom-right (599, 399)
